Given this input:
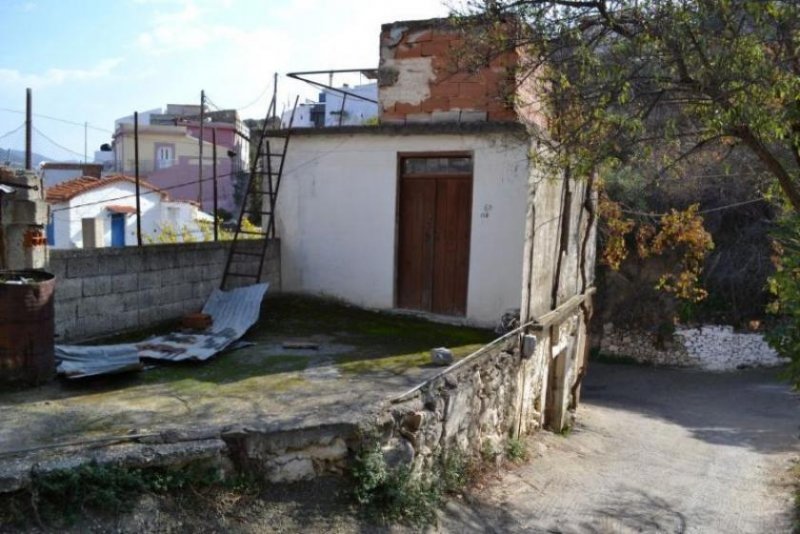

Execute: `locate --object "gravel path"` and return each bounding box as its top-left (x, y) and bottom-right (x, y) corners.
top-left (442, 363), bottom-right (800, 533)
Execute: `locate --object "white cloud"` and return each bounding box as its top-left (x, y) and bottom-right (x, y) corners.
top-left (135, 0), bottom-right (240, 55)
top-left (0, 58), bottom-right (123, 89)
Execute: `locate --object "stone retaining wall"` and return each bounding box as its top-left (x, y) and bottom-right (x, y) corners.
top-left (600, 325), bottom-right (694, 366)
top-left (378, 308), bottom-right (587, 474)
top-left (49, 240), bottom-right (280, 342)
top-left (380, 339), bottom-right (522, 474)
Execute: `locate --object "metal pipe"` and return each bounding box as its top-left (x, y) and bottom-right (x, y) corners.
top-left (287, 70), bottom-right (379, 104)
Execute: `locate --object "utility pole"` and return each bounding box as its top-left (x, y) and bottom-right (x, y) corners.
top-left (272, 73), bottom-right (278, 123)
top-left (198, 89), bottom-right (205, 207)
top-left (134, 111), bottom-right (142, 247)
top-left (84, 121), bottom-right (88, 163)
top-left (25, 88), bottom-right (32, 170)
top-left (212, 127), bottom-right (218, 242)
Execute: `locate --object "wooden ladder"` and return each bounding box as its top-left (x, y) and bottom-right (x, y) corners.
top-left (220, 95), bottom-right (299, 290)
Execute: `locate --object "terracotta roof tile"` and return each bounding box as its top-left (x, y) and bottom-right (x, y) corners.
top-left (45, 175), bottom-right (168, 204)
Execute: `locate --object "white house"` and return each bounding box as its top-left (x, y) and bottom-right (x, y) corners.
top-left (45, 175), bottom-right (212, 249)
top-left (272, 125), bottom-right (530, 326)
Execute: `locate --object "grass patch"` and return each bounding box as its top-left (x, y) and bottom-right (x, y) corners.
top-left (257, 294), bottom-right (494, 350)
top-left (256, 294), bottom-right (494, 377)
top-left (141, 353), bottom-right (311, 387)
top-left (334, 343), bottom-right (486, 376)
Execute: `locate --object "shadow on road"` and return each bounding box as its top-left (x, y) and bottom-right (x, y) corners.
top-left (581, 363), bottom-right (799, 455)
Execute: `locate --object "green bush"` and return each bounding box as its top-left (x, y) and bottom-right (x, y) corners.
top-left (505, 438), bottom-right (529, 463)
top-left (351, 442), bottom-right (441, 527)
top-left (440, 448), bottom-right (470, 493)
top-left (766, 213), bottom-right (800, 388)
top-left (14, 462), bottom-right (222, 527)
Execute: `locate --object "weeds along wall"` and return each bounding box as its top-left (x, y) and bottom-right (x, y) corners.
top-left (49, 240), bottom-right (280, 342)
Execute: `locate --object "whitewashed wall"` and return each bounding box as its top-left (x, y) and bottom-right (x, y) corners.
top-left (273, 131), bottom-right (530, 326)
top-left (50, 183), bottom-right (207, 249)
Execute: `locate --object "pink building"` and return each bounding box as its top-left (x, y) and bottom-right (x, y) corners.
top-left (111, 105), bottom-right (250, 216)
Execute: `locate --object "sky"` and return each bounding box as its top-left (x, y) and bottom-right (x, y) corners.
top-left (0, 0), bottom-right (451, 162)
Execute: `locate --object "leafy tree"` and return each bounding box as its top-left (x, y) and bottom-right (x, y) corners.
top-left (766, 212), bottom-right (800, 384)
top-left (454, 0), bottom-right (800, 383)
top-left (456, 0), bottom-right (800, 208)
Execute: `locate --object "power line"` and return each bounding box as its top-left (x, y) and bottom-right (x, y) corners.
top-left (205, 84), bottom-right (273, 114)
top-left (0, 123), bottom-right (25, 142)
top-left (33, 127), bottom-right (85, 158)
top-left (0, 107), bottom-right (113, 134)
top-left (620, 196), bottom-right (768, 218)
top-left (228, 84), bottom-right (272, 112)
top-left (204, 94), bottom-right (222, 112)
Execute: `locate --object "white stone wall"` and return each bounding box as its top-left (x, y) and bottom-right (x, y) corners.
top-left (600, 324), bottom-right (788, 370)
top-left (676, 325), bottom-right (788, 371)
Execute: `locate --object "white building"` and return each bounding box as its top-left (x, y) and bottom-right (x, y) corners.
top-left (281, 83), bottom-right (378, 128)
top-left (270, 124), bottom-right (530, 326)
top-left (45, 175), bottom-right (212, 249)
top-left (40, 162), bottom-right (103, 188)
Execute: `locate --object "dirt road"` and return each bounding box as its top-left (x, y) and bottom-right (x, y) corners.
top-left (442, 363), bottom-right (800, 533)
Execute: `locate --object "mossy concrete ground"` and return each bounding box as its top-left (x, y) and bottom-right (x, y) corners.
top-left (0, 294), bottom-right (494, 463)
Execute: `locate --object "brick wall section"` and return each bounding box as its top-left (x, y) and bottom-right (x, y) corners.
top-left (379, 22), bottom-right (519, 124)
top-left (49, 240), bottom-right (280, 342)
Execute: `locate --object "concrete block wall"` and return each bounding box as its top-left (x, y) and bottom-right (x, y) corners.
top-left (49, 240), bottom-right (280, 342)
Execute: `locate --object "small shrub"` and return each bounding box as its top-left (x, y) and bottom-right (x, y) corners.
top-left (352, 441), bottom-right (388, 505)
top-left (505, 438), bottom-right (529, 463)
top-left (352, 436), bottom-right (535, 526)
top-left (440, 448), bottom-right (470, 493)
top-left (480, 439), bottom-right (498, 463)
top-left (352, 441), bottom-right (441, 527)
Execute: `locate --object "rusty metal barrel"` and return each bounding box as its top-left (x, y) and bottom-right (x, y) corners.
top-left (0, 270), bottom-right (55, 386)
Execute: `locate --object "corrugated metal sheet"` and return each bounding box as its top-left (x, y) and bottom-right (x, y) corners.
top-left (56, 283), bottom-right (269, 378)
top-left (56, 344), bottom-right (142, 378)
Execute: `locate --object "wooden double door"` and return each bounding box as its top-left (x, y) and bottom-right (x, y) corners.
top-left (396, 155), bottom-right (473, 316)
